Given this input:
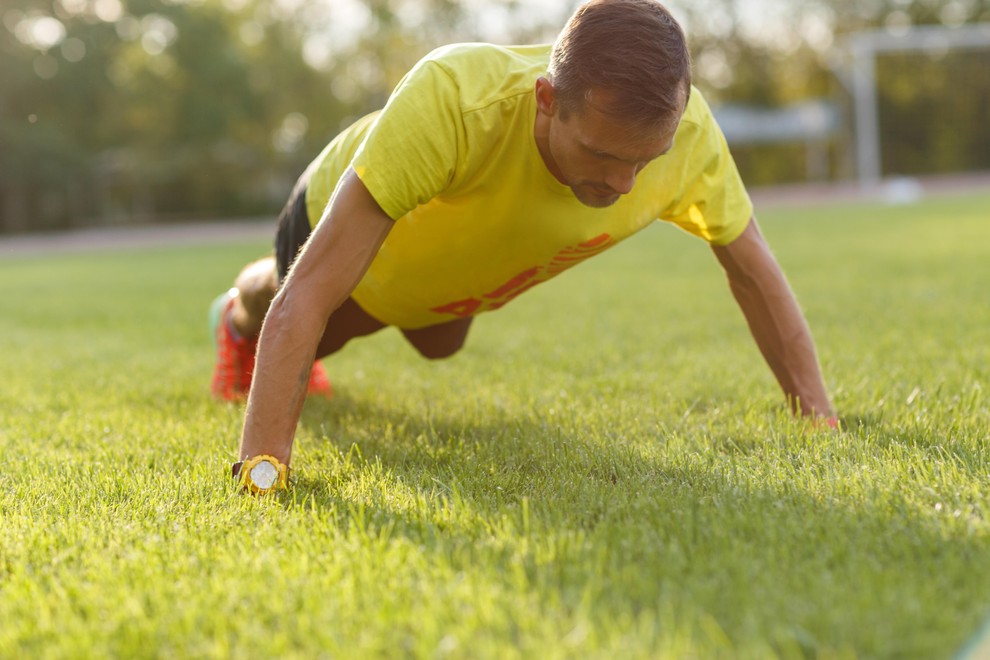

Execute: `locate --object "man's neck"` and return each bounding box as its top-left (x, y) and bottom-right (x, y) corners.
top-left (533, 107), bottom-right (566, 184)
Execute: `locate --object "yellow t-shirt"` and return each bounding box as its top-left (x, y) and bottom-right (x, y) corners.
top-left (306, 43), bottom-right (752, 329)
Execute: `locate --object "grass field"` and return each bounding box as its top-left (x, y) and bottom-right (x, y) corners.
top-left (1, 192), bottom-right (988, 658)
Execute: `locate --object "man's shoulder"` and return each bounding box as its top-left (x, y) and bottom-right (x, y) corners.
top-left (679, 86), bottom-right (716, 130)
top-left (421, 42), bottom-right (551, 69)
top-left (413, 43), bottom-right (551, 111)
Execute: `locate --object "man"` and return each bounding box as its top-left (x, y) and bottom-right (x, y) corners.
top-left (213, 0), bottom-right (836, 493)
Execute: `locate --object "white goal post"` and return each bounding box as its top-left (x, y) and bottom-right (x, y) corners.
top-left (846, 23), bottom-right (990, 187)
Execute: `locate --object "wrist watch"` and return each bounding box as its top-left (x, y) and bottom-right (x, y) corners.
top-left (232, 455), bottom-right (289, 494)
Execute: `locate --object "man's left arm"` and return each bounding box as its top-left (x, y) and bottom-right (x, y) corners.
top-left (711, 217), bottom-right (835, 421)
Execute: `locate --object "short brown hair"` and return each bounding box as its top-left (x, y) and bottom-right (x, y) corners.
top-left (548, 0), bottom-right (691, 128)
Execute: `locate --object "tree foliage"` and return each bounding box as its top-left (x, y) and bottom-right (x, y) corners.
top-left (1, 0), bottom-right (988, 231)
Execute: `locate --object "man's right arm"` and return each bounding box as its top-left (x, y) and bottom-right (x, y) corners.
top-left (237, 168), bottom-right (393, 467)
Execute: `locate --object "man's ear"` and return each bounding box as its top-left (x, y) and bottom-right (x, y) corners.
top-left (534, 77), bottom-right (557, 116)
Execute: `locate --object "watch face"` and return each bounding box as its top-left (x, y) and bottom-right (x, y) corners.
top-left (250, 460), bottom-right (279, 490)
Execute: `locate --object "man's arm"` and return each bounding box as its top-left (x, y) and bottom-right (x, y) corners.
top-left (711, 218), bottom-right (835, 419)
top-left (238, 168), bottom-right (393, 465)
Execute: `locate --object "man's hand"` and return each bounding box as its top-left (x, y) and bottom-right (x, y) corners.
top-left (712, 218), bottom-right (835, 420)
top-left (237, 168), bottom-right (394, 467)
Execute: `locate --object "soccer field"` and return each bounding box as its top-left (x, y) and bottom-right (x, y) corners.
top-left (1, 192), bottom-right (988, 658)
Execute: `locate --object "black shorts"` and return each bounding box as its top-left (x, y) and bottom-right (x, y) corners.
top-left (274, 166), bottom-right (315, 283)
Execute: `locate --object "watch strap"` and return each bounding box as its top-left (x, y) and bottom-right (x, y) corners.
top-left (231, 456), bottom-right (289, 493)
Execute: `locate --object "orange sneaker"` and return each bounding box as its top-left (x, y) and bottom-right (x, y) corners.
top-left (307, 360), bottom-right (332, 397)
top-left (210, 289), bottom-right (257, 401)
top-left (209, 289), bottom-right (333, 401)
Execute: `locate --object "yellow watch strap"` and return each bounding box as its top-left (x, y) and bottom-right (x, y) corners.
top-left (237, 455), bottom-right (288, 494)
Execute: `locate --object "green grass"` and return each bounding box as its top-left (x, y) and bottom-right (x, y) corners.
top-left (1, 192), bottom-right (988, 658)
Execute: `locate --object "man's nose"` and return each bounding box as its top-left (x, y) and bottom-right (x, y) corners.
top-left (604, 164), bottom-right (638, 195)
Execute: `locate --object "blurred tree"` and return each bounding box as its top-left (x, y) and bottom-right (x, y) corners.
top-left (671, 0), bottom-right (990, 184)
top-left (2, 0), bottom-right (988, 231)
top-left (0, 0), bottom-right (364, 230)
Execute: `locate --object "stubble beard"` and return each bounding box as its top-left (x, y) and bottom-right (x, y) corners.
top-left (571, 184), bottom-right (621, 208)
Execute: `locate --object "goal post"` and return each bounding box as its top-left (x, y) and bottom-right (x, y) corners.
top-left (846, 23), bottom-right (990, 187)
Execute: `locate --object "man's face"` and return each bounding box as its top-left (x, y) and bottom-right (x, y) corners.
top-left (535, 82), bottom-right (681, 208)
